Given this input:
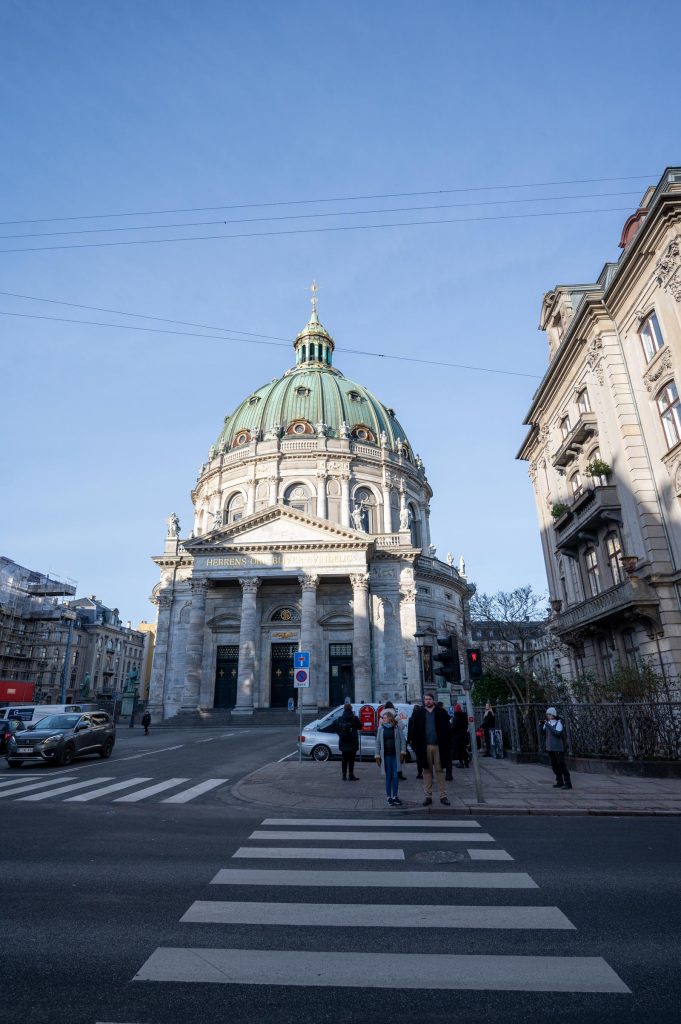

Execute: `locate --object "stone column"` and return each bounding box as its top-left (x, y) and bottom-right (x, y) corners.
top-left (382, 594), bottom-right (401, 690)
top-left (399, 585), bottom-right (420, 700)
top-left (246, 482), bottom-right (256, 517)
top-left (424, 502), bottom-right (432, 549)
top-left (267, 477), bottom-right (278, 506)
top-left (381, 484), bottom-right (393, 533)
top-left (234, 576), bottom-right (260, 714)
top-left (299, 574), bottom-right (320, 708)
top-left (183, 579), bottom-right (208, 707)
top-left (147, 593), bottom-right (172, 715)
top-left (351, 572), bottom-right (372, 701)
top-left (316, 472), bottom-right (327, 519)
top-left (340, 475), bottom-right (351, 528)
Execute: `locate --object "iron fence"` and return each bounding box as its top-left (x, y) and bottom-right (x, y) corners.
top-left (480, 701), bottom-right (681, 761)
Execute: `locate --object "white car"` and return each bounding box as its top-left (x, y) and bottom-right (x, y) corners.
top-left (298, 702), bottom-right (415, 762)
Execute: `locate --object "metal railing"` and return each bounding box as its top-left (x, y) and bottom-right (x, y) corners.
top-left (484, 701), bottom-right (681, 761)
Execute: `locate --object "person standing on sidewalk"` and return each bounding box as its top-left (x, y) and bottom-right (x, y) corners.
top-left (335, 698), bottom-right (361, 780)
top-left (451, 703), bottom-right (469, 768)
top-left (141, 710), bottom-right (151, 736)
top-left (482, 702), bottom-right (495, 756)
top-left (543, 706), bottom-right (572, 790)
top-left (410, 692), bottom-right (451, 806)
top-left (383, 701), bottom-right (407, 780)
top-left (375, 707), bottom-right (406, 806)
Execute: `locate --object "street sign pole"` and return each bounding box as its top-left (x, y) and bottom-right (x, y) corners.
top-left (294, 651), bottom-right (311, 764)
top-left (463, 671), bottom-right (485, 804)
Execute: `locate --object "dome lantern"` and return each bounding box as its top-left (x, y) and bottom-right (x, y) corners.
top-left (293, 280), bottom-right (335, 367)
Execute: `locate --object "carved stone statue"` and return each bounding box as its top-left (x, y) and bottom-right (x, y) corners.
top-left (339, 420), bottom-right (350, 439)
top-left (212, 508), bottom-right (223, 530)
top-left (351, 503), bottom-right (366, 531)
top-left (315, 421), bottom-right (327, 437)
top-left (428, 544), bottom-right (437, 557)
top-left (166, 512), bottom-right (180, 538)
top-left (380, 430), bottom-right (388, 447)
top-left (459, 555), bottom-right (466, 576)
top-left (399, 506), bottom-right (411, 531)
top-left (446, 552), bottom-right (453, 566)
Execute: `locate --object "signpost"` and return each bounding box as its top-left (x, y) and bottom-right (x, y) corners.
top-left (463, 650), bottom-right (484, 804)
top-left (294, 651), bottom-right (310, 763)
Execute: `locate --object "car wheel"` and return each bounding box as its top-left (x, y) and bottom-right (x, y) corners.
top-left (8, 760), bottom-right (23, 768)
top-left (311, 744), bottom-right (332, 762)
top-left (99, 738), bottom-right (114, 759)
top-left (59, 744), bottom-right (76, 767)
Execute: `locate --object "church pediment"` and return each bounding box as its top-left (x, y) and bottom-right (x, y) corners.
top-left (185, 504), bottom-right (369, 553)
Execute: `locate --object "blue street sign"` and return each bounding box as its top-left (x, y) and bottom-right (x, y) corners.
top-left (287, 697), bottom-right (295, 711)
top-left (294, 651), bottom-right (310, 668)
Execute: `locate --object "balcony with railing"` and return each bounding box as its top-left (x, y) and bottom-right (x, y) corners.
top-left (552, 576), bottom-right (661, 638)
top-left (554, 485), bottom-right (623, 554)
top-left (552, 412), bottom-right (598, 468)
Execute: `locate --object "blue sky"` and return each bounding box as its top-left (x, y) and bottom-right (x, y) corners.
top-left (1, 0), bottom-right (678, 624)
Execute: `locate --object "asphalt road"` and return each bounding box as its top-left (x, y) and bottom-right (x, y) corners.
top-left (1, 725), bottom-right (680, 1024)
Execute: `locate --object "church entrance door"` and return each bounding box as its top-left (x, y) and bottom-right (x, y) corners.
top-left (329, 643), bottom-right (354, 707)
top-left (270, 642), bottom-right (296, 708)
top-left (214, 644), bottom-right (238, 707)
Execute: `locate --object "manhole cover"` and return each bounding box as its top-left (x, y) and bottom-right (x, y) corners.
top-left (411, 850), bottom-right (465, 863)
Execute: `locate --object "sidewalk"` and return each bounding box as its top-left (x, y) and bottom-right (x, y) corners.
top-left (232, 755), bottom-right (681, 815)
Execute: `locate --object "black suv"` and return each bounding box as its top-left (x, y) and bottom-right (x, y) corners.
top-left (0, 717), bottom-right (26, 755)
top-left (6, 711), bottom-right (116, 767)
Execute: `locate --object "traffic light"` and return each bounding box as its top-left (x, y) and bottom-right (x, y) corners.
top-left (432, 634), bottom-right (461, 684)
top-left (466, 647), bottom-right (483, 680)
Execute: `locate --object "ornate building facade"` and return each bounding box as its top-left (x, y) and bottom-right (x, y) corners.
top-left (518, 168), bottom-right (681, 692)
top-left (148, 295), bottom-right (472, 718)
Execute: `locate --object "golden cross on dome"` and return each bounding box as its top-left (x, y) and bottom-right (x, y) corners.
top-left (309, 279), bottom-right (319, 315)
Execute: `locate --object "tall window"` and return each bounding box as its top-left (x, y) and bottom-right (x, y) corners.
top-left (353, 487), bottom-right (377, 533)
top-left (588, 447), bottom-right (608, 487)
top-left (639, 311), bottom-right (664, 362)
top-left (570, 471), bottom-right (583, 500)
top-left (577, 388), bottom-right (591, 414)
top-left (657, 381), bottom-right (681, 448)
top-left (284, 483), bottom-right (312, 515)
top-left (622, 629), bottom-right (639, 667)
top-left (225, 492), bottom-right (245, 523)
top-left (605, 532), bottom-right (623, 586)
top-left (409, 503), bottom-right (421, 548)
top-left (585, 547), bottom-right (601, 597)
top-left (597, 635), bottom-right (615, 679)
top-left (560, 415), bottom-right (571, 440)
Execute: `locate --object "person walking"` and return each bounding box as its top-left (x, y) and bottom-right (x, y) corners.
top-left (383, 701), bottom-right (407, 780)
top-left (407, 701), bottom-right (424, 779)
top-left (451, 703), bottom-right (469, 768)
top-left (141, 710), bottom-right (151, 736)
top-left (409, 692), bottom-right (451, 806)
top-left (543, 706), bottom-right (572, 789)
top-left (482, 701), bottom-right (495, 757)
top-left (335, 698), bottom-right (361, 780)
top-left (375, 707), bottom-right (406, 806)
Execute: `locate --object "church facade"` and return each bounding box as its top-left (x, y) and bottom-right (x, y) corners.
top-left (148, 296), bottom-right (472, 718)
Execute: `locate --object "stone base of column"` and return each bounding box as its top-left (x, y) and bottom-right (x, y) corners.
top-left (231, 706), bottom-right (255, 716)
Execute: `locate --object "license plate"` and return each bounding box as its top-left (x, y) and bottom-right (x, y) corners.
top-left (16, 747), bottom-right (34, 753)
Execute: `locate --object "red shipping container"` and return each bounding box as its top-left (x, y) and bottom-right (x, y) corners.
top-left (0, 680), bottom-right (35, 703)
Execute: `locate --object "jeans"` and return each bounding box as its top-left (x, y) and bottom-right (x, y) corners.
top-left (384, 755), bottom-right (399, 799)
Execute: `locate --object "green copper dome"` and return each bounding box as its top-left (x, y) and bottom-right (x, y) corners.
top-left (213, 306), bottom-right (414, 459)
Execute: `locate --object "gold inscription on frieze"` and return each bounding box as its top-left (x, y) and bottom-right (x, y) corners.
top-left (204, 551), bottom-right (362, 569)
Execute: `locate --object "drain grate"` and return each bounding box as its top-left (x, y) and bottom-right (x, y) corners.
top-left (411, 850), bottom-right (466, 863)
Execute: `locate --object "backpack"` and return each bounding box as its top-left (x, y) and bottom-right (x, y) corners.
top-left (337, 716), bottom-right (355, 739)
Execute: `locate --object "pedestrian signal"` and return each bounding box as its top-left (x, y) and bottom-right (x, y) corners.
top-left (466, 647), bottom-right (483, 680)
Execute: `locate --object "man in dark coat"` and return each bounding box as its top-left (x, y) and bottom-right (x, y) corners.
top-left (141, 710), bottom-right (151, 736)
top-left (335, 698), bottom-right (361, 780)
top-left (409, 692), bottom-right (451, 805)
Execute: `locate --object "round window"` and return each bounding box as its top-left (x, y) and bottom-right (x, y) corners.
top-left (237, 433), bottom-right (248, 446)
top-left (293, 423), bottom-right (306, 434)
top-left (357, 428), bottom-right (367, 440)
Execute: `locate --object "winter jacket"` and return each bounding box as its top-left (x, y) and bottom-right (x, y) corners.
top-left (543, 719), bottom-right (566, 752)
top-left (335, 709), bottom-right (361, 752)
top-left (409, 705), bottom-right (451, 764)
top-left (375, 721), bottom-right (405, 774)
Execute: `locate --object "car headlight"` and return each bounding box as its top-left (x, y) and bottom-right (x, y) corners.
top-left (42, 734), bottom-right (63, 748)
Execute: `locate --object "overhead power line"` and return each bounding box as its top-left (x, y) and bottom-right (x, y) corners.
top-left (0, 173), bottom-right (653, 227)
top-left (0, 190), bottom-right (642, 242)
top-left (0, 204), bottom-right (635, 255)
top-left (0, 307), bottom-right (541, 380)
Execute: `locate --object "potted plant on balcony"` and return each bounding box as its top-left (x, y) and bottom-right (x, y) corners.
top-left (551, 502), bottom-right (569, 519)
top-left (585, 458), bottom-right (611, 479)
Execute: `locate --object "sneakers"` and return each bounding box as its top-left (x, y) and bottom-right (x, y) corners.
top-left (387, 798), bottom-right (395, 806)
top-left (440, 797), bottom-right (450, 806)
top-left (552, 782), bottom-right (564, 788)
top-left (422, 797), bottom-right (432, 806)
top-left (348, 774), bottom-right (358, 781)
top-left (392, 797), bottom-right (403, 806)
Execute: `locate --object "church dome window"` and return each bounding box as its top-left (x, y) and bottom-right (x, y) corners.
top-left (233, 431), bottom-right (250, 447)
top-left (348, 390), bottom-right (361, 401)
top-left (248, 395), bottom-right (260, 406)
top-left (287, 420), bottom-right (313, 436)
top-left (296, 386), bottom-right (311, 397)
top-left (225, 492), bottom-right (245, 523)
top-left (352, 425), bottom-right (375, 443)
top-left (271, 607), bottom-right (301, 623)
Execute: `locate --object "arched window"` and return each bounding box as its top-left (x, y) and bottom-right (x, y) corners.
top-left (284, 482), bottom-right (312, 515)
top-left (570, 471), bottom-right (583, 500)
top-left (640, 312), bottom-right (664, 362)
top-left (271, 608), bottom-right (301, 623)
top-left (351, 424), bottom-right (375, 443)
top-left (605, 532), bottom-right (623, 586)
top-left (232, 430), bottom-right (250, 448)
top-left (409, 503), bottom-right (420, 548)
top-left (225, 492), bottom-right (245, 523)
top-left (576, 388), bottom-right (591, 414)
top-left (657, 380), bottom-right (681, 448)
top-left (584, 547), bottom-right (601, 597)
top-left (286, 420), bottom-right (313, 435)
top-left (353, 487), bottom-right (378, 533)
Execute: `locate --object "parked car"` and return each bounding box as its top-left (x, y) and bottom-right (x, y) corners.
top-left (0, 717), bottom-right (26, 755)
top-left (6, 711), bottom-right (116, 768)
top-left (298, 702), bottom-right (415, 762)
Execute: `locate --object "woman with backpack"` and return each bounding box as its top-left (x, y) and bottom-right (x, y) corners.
top-left (335, 697), bottom-right (361, 780)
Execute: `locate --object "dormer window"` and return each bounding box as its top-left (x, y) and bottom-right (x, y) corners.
top-left (233, 431), bottom-right (250, 447)
top-left (248, 395), bottom-right (260, 406)
top-left (639, 311), bottom-right (664, 362)
top-left (348, 390), bottom-right (361, 401)
top-left (287, 419), bottom-right (313, 436)
top-left (296, 386), bottom-right (311, 397)
top-left (352, 425), bottom-right (375, 443)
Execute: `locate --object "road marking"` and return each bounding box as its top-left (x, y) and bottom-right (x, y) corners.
top-left (18, 777), bottom-right (115, 801)
top-left (64, 777), bottom-right (153, 802)
top-left (233, 847), bottom-right (406, 860)
top-left (182, 901), bottom-right (575, 930)
top-left (277, 752), bottom-right (297, 762)
top-left (0, 775), bottom-right (84, 798)
top-left (196, 738), bottom-right (216, 743)
top-left (134, 949), bottom-right (629, 992)
top-left (262, 818), bottom-right (481, 827)
top-left (249, 830), bottom-right (492, 843)
top-left (469, 849), bottom-right (514, 861)
top-left (211, 868), bottom-right (537, 889)
top-left (114, 778), bottom-right (191, 802)
top-left (161, 778), bottom-right (228, 803)
top-left (0, 771), bottom-right (77, 789)
top-left (119, 744), bottom-right (184, 761)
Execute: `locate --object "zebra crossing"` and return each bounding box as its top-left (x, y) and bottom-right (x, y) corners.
top-left (0, 770), bottom-right (228, 804)
top-left (133, 815), bottom-right (631, 995)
